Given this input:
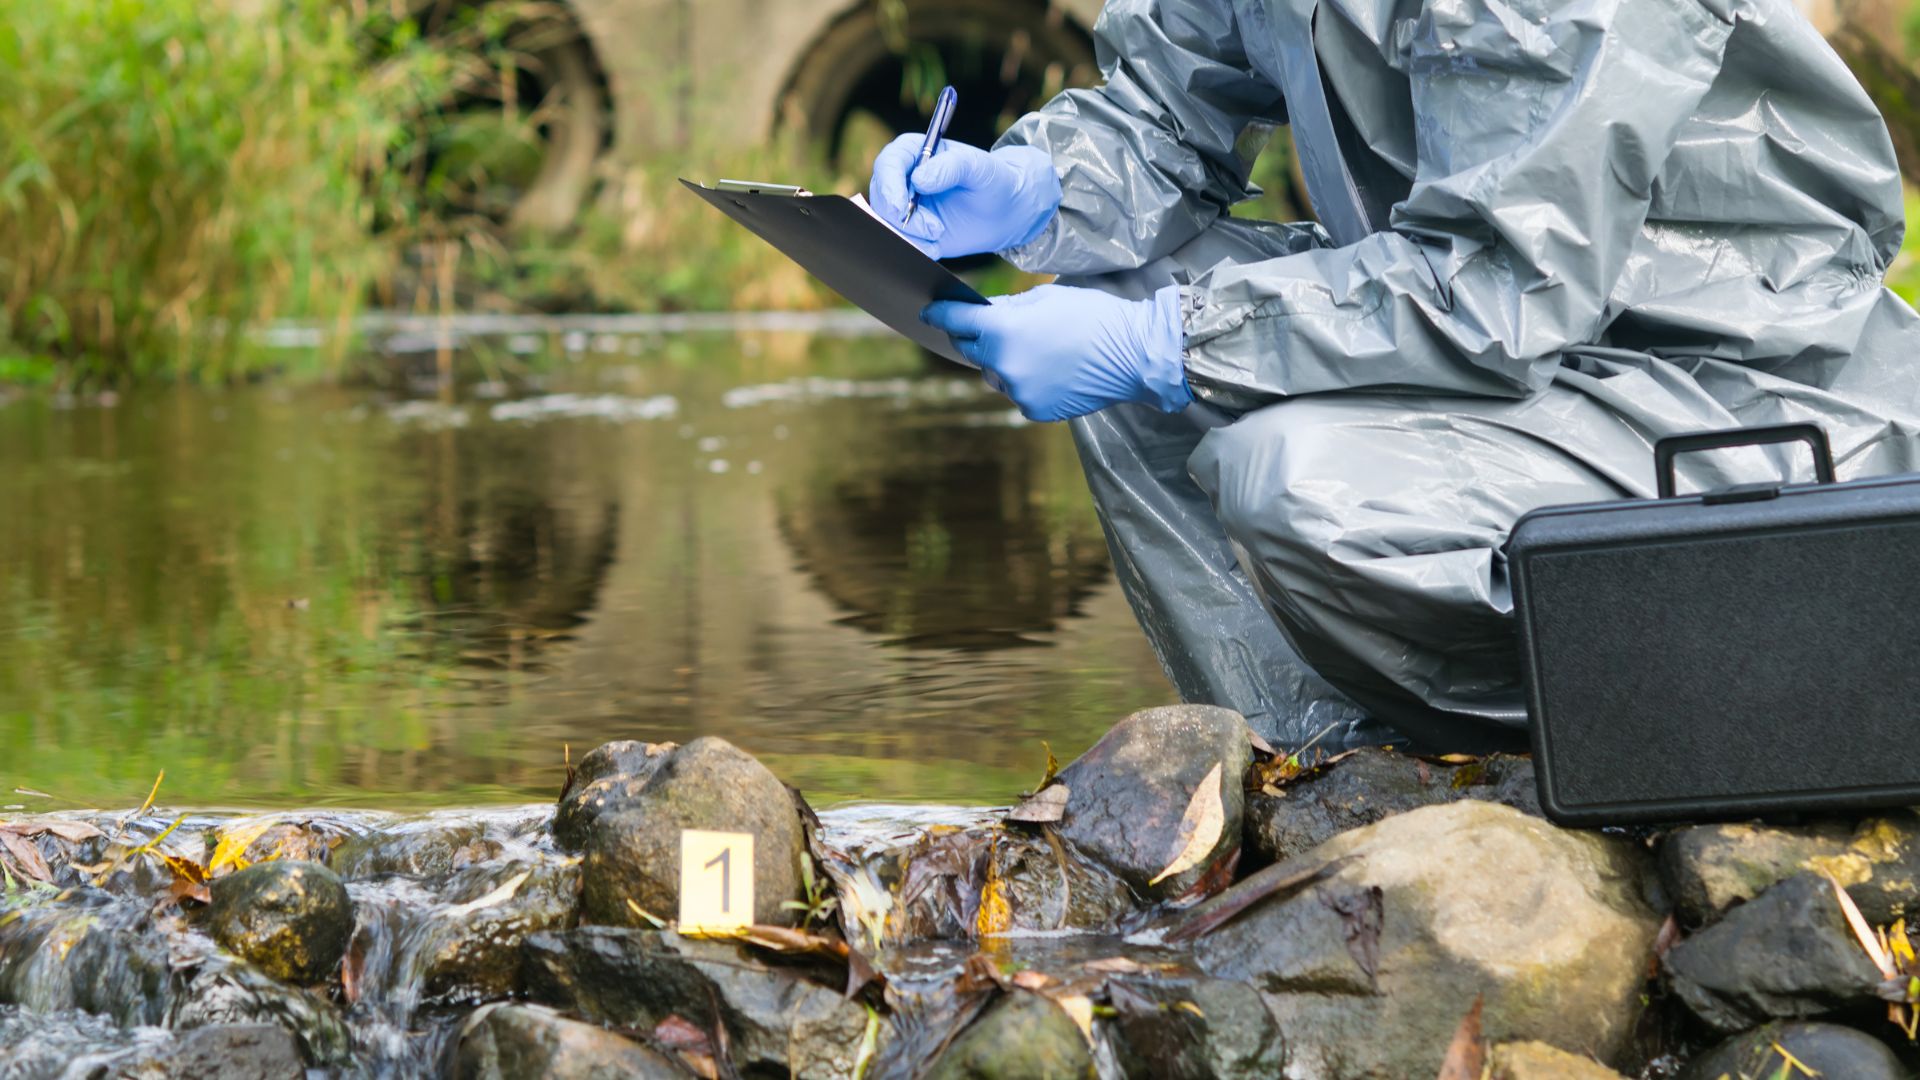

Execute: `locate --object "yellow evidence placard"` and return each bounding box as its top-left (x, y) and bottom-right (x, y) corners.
top-left (678, 829), bottom-right (754, 933)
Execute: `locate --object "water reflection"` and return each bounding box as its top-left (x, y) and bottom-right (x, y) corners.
top-left (0, 332), bottom-right (1171, 809)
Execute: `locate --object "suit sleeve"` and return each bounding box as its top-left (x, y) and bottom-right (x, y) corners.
top-left (994, 0), bottom-right (1288, 276)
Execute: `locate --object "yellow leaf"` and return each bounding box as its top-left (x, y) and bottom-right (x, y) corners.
top-left (1890, 919), bottom-right (1915, 970)
top-left (975, 865), bottom-right (1012, 937)
top-left (1053, 994), bottom-right (1094, 1044)
top-left (207, 818), bottom-right (278, 876)
top-left (1148, 762), bottom-right (1225, 887)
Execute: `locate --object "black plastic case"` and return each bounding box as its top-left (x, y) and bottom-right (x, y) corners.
top-left (1507, 424), bottom-right (1920, 826)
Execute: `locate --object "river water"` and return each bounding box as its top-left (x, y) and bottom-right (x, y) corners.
top-left (0, 318), bottom-right (1172, 811)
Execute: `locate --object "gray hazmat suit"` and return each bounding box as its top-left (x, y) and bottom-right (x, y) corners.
top-left (993, 0), bottom-right (1920, 750)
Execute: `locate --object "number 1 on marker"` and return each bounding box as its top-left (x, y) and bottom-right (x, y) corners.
top-left (679, 829), bottom-right (753, 932)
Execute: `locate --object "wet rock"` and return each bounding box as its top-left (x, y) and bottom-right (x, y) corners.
top-left (1660, 813), bottom-right (1920, 927)
top-left (169, 957), bottom-right (352, 1066)
top-left (1193, 801), bottom-right (1658, 1079)
top-left (205, 860), bottom-right (353, 984)
top-left (551, 739), bottom-right (676, 851)
top-left (145, 1023), bottom-right (305, 1080)
top-left (1246, 747), bottom-right (1542, 864)
top-left (923, 990), bottom-right (1094, 1080)
top-left (418, 857), bottom-right (581, 1002)
top-left (578, 737), bottom-right (808, 928)
top-left (1489, 1041), bottom-right (1625, 1080)
top-left (1662, 872), bottom-right (1883, 1033)
top-left (447, 1002), bottom-right (685, 1079)
top-left (877, 827), bottom-right (1138, 942)
top-left (331, 822), bottom-right (500, 879)
top-left (522, 925), bottom-right (878, 1079)
top-left (0, 1002), bottom-right (165, 1078)
top-left (1678, 1021), bottom-right (1904, 1080)
top-left (0, 905), bottom-right (172, 1027)
top-left (202, 817), bottom-right (356, 870)
top-left (1047, 705), bottom-right (1251, 900)
top-left (1102, 972), bottom-right (1285, 1080)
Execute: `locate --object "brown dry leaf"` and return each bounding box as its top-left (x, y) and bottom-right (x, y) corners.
top-left (1246, 728), bottom-right (1276, 757)
top-left (4, 821), bottom-right (105, 844)
top-left (650, 1014), bottom-right (718, 1080)
top-left (160, 853), bottom-right (208, 886)
top-left (1435, 995), bottom-right (1485, 1080)
top-left (0, 831), bottom-right (52, 882)
top-left (1006, 784), bottom-right (1069, 825)
top-left (1168, 855), bottom-right (1356, 944)
top-left (958, 953), bottom-right (1008, 994)
top-left (1149, 762), bottom-right (1226, 887)
top-left (159, 875), bottom-right (211, 910)
top-left (1009, 970), bottom-right (1055, 991)
top-left (1083, 956), bottom-right (1148, 974)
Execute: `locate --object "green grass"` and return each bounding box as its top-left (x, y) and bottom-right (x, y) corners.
top-left (1890, 187), bottom-right (1920, 306)
top-left (0, 0), bottom-right (509, 384)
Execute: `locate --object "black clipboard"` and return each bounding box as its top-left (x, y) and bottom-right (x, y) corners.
top-left (680, 180), bottom-right (988, 367)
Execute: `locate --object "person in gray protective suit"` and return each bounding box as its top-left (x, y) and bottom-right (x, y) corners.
top-left (866, 0), bottom-right (1920, 752)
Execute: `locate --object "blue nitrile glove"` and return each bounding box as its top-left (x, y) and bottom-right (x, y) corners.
top-left (868, 134), bottom-right (1061, 260)
top-left (923, 284), bottom-right (1193, 422)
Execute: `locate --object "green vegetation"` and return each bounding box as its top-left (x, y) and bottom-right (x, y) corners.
top-left (0, 0), bottom-right (415, 380)
top-left (2, 0), bottom-right (1919, 384)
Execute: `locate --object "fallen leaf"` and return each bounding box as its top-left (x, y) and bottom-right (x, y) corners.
top-left (958, 953), bottom-right (1007, 994)
top-left (975, 867), bottom-right (1013, 937)
top-left (1435, 996), bottom-right (1485, 1080)
top-left (1082, 956), bottom-right (1148, 974)
top-left (1323, 885), bottom-right (1385, 990)
top-left (1148, 762), bottom-right (1225, 887)
top-left (1168, 855), bottom-right (1356, 943)
top-left (1052, 994), bottom-right (1095, 1044)
top-left (2, 821), bottom-right (104, 844)
top-left (1006, 784), bottom-right (1069, 825)
top-left (1828, 871), bottom-right (1910, 1035)
top-left (650, 1014), bottom-right (718, 1080)
top-left (207, 818), bottom-right (278, 875)
top-left (0, 831), bottom-right (52, 882)
top-left (158, 876), bottom-right (211, 909)
top-left (446, 869), bottom-right (530, 918)
top-left (1036, 741), bottom-right (1060, 790)
top-left (1246, 728), bottom-right (1276, 756)
top-left (160, 853), bottom-right (208, 886)
top-left (1010, 970), bottom-right (1055, 991)
top-left (1649, 914), bottom-right (1680, 978)
top-left (625, 898), bottom-right (669, 928)
top-left (1174, 1001), bottom-right (1205, 1019)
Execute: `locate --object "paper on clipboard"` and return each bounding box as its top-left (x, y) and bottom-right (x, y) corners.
top-left (680, 179), bottom-right (989, 368)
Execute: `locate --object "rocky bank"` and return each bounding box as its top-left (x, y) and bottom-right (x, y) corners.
top-left (3, 706), bottom-right (1919, 1078)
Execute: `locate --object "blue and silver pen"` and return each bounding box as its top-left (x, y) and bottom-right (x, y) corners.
top-left (902, 85), bottom-right (959, 226)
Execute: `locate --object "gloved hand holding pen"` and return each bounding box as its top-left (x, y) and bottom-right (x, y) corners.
top-left (866, 135), bottom-right (1062, 260)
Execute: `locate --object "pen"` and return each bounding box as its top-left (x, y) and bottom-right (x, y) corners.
top-left (902, 85), bottom-right (958, 226)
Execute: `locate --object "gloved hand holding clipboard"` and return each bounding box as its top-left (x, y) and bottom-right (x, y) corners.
top-left (679, 178), bottom-right (989, 369)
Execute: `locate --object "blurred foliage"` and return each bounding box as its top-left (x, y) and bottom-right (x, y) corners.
top-left (1, 0), bottom-right (1919, 383)
top-left (0, 0), bottom-right (412, 380)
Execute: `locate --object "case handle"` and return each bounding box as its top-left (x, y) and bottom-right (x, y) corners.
top-left (1655, 423), bottom-right (1835, 499)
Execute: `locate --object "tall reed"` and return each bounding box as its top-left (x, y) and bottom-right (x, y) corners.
top-left (0, 0), bottom-right (456, 381)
